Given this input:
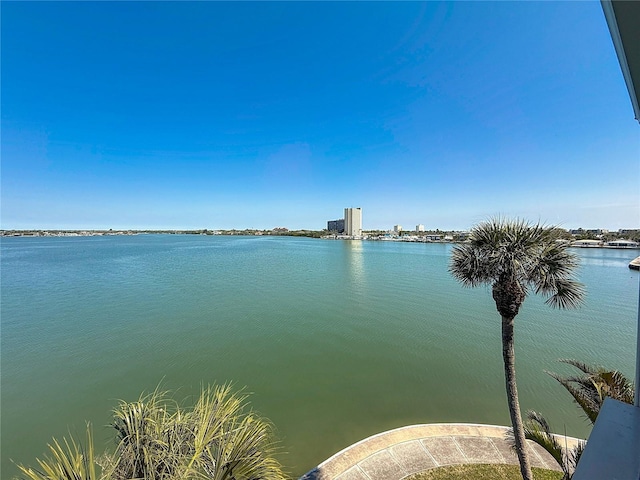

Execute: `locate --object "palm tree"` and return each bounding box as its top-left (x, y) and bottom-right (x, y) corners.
top-left (547, 359), bottom-right (635, 424)
top-left (450, 218), bottom-right (584, 480)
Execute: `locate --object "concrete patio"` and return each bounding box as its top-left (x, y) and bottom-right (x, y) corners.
top-left (300, 423), bottom-right (582, 480)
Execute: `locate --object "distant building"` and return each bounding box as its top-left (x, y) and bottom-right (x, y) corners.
top-left (571, 239), bottom-right (602, 247)
top-left (394, 225), bottom-right (403, 233)
top-left (606, 239), bottom-right (639, 248)
top-left (344, 207), bottom-right (362, 236)
top-left (570, 228), bottom-right (608, 236)
top-left (327, 219), bottom-right (345, 233)
top-left (416, 224), bottom-right (425, 232)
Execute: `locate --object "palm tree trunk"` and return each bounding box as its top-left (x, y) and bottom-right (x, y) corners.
top-left (502, 315), bottom-right (534, 480)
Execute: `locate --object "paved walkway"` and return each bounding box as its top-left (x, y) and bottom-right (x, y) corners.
top-left (300, 423), bottom-right (583, 480)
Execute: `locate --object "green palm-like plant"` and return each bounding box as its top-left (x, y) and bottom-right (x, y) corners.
top-left (521, 411), bottom-right (585, 480)
top-left (450, 218), bottom-right (584, 480)
top-left (547, 359), bottom-right (635, 424)
top-left (516, 360), bottom-right (632, 479)
top-left (107, 384), bottom-right (286, 480)
top-left (16, 424), bottom-right (99, 480)
top-left (16, 385), bottom-right (286, 480)
top-left (108, 388), bottom-right (178, 479)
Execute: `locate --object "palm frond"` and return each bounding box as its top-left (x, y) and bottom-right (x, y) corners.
top-left (205, 414), bottom-right (285, 480)
top-left (524, 234), bottom-right (584, 310)
top-left (547, 371), bottom-right (601, 423)
top-left (181, 384), bottom-right (247, 476)
top-left (567, 440), bottom-right (586, 473)
top-left (521, 411), bottom-right (587, 479)
top-left (544, 279), bottom-right (585, 309)
top-left (449, 244), bottom-right (493, 286)
top-left (594, 370), bottom-right (635, 404)
top-left (16, 424), bottom-right (98, 480)
top-left (557, 359), bottom-right (600, 375)
top-left (530, 243), bottom-right (580, 288)
top-left (110, 389), bottom-right (177, 480)
top-left (548, 360), bottom-right (635, 424)
top-left (522, 411), bottom-right (565, 471)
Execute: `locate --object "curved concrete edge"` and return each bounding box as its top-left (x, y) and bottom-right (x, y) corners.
top-left (300, 423), bottom-right (584, 480)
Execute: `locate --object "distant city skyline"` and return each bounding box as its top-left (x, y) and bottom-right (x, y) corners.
top-left (2, 2), bottom-right (638, 231)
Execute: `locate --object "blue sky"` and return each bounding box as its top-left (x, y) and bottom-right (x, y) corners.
top-left (2, 1), bottom-right (638, 231)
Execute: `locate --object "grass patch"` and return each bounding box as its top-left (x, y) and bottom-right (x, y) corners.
top-left (405, 464), bottom-right (563, 480)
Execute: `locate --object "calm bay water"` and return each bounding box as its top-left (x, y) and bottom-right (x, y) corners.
top-left (1, 235), bottom-right (638, 478)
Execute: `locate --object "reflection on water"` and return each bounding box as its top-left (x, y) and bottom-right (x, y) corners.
top-left (343, 240), bottom-right (365, 289)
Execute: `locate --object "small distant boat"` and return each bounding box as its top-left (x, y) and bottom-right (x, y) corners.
top-left (630, 256), bottom-right (640, 270)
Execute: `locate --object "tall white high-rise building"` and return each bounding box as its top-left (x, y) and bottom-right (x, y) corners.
top-left (416, 224), bottom-right (425, 232)
top-left (344, 207), bottom-right (362, 236)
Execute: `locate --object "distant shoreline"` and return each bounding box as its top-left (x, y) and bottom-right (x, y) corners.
top-left (0, 229), bottom-right (327, 239)
top-left (2, 229), bottom-right (639, 250)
